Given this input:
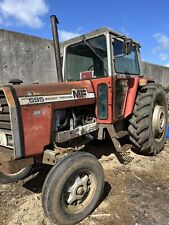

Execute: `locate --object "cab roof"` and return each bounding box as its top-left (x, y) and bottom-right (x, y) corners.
top-left (60, 27), bottom-right (140, 47)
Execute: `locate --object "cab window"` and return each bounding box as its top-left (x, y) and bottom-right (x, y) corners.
top-left (66, 35), bottom-right (108, 81)
top-left (113, 39), bottom-right (140, 75)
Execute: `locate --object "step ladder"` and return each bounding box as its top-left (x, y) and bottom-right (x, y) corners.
top-left (98, 124), bottom-right (133, 164)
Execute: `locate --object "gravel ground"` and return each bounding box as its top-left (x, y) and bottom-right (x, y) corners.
top-left (1, 140), bottom-right (169, 225)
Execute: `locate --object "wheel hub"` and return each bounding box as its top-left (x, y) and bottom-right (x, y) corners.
top-left (76, 186), bottom-right (85, 195)
top-left (66, 175), bottom-right (90, 205)
top-left (152, 105), bottom-right (165, 136)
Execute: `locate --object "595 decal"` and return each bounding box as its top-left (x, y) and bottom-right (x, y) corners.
top-left (28, 96), bottom-right (45, 104)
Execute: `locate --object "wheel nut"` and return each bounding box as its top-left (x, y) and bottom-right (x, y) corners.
top-left (76, 186), bottom-right (84, 195)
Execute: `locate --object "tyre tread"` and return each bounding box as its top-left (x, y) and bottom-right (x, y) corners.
top-left (128, 83), bottom-right (167, 155)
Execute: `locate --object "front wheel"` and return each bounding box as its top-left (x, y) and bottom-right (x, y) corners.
top-left (128, 83), bottom-right (168, 155)
top-left (42, 151), bottom-right (104, 225)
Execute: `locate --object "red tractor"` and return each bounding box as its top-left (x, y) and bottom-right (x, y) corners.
top-left (0, 16), bottom-right (168, 225)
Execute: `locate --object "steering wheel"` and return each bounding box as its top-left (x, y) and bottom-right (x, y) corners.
top-left (87, 64), bottom-right (108, 75)
top-left (88, 65), bottom-right (94, 71)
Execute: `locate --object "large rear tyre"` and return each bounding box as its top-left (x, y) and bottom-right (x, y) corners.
top-left (42, 151), bottom-right (104, 225)
top-left (128, 83), bottom-right (168, 155)
top-left (0, 166), bottom-right (32, 184)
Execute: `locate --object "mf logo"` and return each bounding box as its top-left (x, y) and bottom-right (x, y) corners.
top-left (72, 89), bottom-right (87, 99)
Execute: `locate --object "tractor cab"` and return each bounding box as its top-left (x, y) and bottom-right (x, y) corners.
top-left (61, 27), bottom-right (141, 82)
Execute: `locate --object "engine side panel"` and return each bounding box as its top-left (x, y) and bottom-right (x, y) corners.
top-left (13, 80), bottom-right (95, 158)
top-left (21, 104), bottom-right (52, 157)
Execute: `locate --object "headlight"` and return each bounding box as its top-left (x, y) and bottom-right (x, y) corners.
top-left (6, 134), bottom-right (13, 147)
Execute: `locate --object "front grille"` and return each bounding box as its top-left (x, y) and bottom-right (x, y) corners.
top-left (0, 90), bottom-right (13, 149)
top-left (0, 91), bottom-right (11, 130)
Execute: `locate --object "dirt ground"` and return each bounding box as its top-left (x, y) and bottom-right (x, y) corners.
top-left (1, 140), bottom-right (169, 225)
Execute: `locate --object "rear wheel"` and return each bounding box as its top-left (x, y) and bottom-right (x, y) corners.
top-left (0, 166), bottom-right (32, 183)
top-left (42, 151), bottom-right (104, 225)
top-left (128, 83), bottom-right (168, 155)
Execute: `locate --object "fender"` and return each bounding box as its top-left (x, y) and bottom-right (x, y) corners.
top-left (124, 77), bottom-right (150, 118)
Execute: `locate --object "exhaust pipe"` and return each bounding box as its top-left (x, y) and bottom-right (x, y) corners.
top-left (50, 15), bottom-right (63, 82)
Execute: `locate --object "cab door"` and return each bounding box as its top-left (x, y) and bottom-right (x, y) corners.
top-left (112, 38), bottom-right (140, 121)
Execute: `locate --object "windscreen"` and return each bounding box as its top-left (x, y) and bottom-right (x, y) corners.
top-left (66, 35), bottom-right (108, 81)
top-left (113, 39), bottom-right (140, 75)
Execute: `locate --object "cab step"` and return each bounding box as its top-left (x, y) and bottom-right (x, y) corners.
top-left (98, 124), bottom-right (133, 164)
top-left (116, 130), bottom-right (129, 139)
top-left (121, 144), bottom-right (132, 152)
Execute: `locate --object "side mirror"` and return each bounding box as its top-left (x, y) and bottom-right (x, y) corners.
top-left (122, 38), bottom-right (133, 55)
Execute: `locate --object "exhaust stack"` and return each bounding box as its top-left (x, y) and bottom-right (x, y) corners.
top-left (50, 15), bottom-right (63, 82)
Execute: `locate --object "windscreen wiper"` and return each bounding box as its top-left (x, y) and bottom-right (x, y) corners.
top-left (82, 36), bottom-right (104, 63)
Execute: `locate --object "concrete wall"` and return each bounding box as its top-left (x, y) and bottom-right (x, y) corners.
top-left (142, 61), bottom-right (169, 88)
top-left (0, 29), bottom-right (57, 85)
top-left (0, 29), bottom-right (169, 87)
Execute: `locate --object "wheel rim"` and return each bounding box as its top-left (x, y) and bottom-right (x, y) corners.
top-left (62, 170), bottom-right (97, 213)
top-left (152, 104), bottom-right (166, 141)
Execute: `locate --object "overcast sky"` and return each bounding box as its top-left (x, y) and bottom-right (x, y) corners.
top-left (0, 0), bottom-right (169, 66)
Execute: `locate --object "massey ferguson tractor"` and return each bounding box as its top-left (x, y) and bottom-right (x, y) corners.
top-left (0, 15), bottom-right (168, 225)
